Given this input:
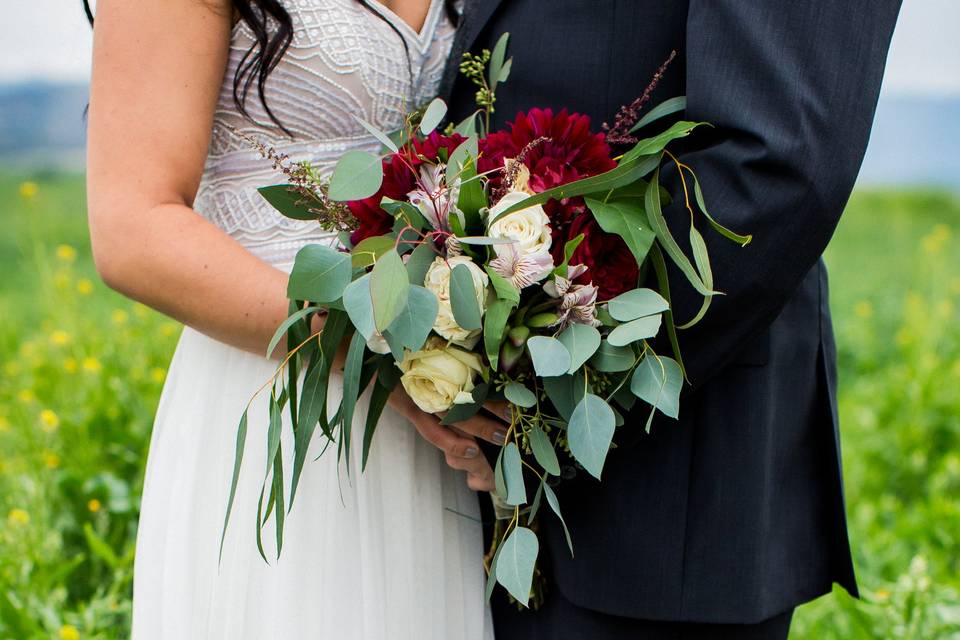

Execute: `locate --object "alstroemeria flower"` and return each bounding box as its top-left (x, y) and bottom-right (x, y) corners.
top-left (545, 272), bottom-right (601, 328)
top-left (490, 242), bottom-right (554, 289)
top-left (407, 164), bottom-right (461, 232)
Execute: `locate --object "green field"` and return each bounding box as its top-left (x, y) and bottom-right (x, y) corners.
top-left (0, 174), bottom-right (958, 639)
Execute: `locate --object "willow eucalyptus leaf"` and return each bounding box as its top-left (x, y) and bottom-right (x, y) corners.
top-left (607, 288), bottom-right (669, 322)
top-left (628, 96), bottom-right (688, 133)
top-left (450, 263), bottom-right (483, 331)
top-left (527, 336), bottom-right (572, 378)
top-left (502, 442), bottom-right (526, 506)
top-left (631, 354), bottom-right (683, 421)
top-left (543, 483), bottom-right (574, 556)
top-left (568, 393), bottom-right (616, 480)
top-left (351, 114), bottom-right (399, 153)
top-left (607, 315), bottom-right (662, 347)
top-left (419, 98), bottom-right (448, 135)
top-left (557, 323), bottom-right (601, 373)
top-left (529, 425), bottom-right (560, 476)
top-left (495, 526), bottom-right (539, 606)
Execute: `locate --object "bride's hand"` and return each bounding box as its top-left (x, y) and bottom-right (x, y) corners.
top-left (388, 390), bottom-right (504, 492)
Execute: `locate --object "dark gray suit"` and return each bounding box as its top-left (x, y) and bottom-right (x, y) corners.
top-left (440, 0), bottom-right (902, 635)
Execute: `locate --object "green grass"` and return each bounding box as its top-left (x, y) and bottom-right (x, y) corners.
top-left (0, 174), bottom-right (958, 639)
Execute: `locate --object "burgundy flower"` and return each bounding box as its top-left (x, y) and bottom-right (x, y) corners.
top-left (557, 215), bottom-right (639, 301)
top-left (347, 132), bottom-right (467, 245)
top-left (480, 108), bottom-right (616, 231)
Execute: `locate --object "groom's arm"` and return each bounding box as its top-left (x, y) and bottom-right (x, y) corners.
top-left (661, 0), bottom-right (901, 388)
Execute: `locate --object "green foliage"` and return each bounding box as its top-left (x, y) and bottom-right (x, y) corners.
top-left (2, 175), bottom-right (959, 637)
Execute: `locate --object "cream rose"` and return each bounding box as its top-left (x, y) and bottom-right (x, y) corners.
top-left (423, 255), bottom-right (488, 348)
top-left (487, 190), bottom-right (552, 257)
top-left (398, 339), bottom-right (485, 414)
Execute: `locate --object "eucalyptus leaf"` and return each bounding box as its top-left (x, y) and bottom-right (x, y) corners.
top-left (543, 482), bottom-right (574, 556)
top-left (589, 340), bottom-right (636, 373)
top-left (370, 250), bottom-right (410, 332)
top-left (529, 425), bottom-right (560, 476)
top-left (343, 274), bottom-right (375, 339)
top-left (628, 96), bottom-right (687, 133)
top-left (351, 235), bottom-right (395, 269)
top-left (329, 150), bottom-right (383, 201)
top-left (484, 299), bottom-right (513, 371)
top-left (557, 323), bottom-right (601, 373)
top-left (622, 121), bottom-right (708, 163)
top-left (419, 98), bottom-right (448, 135)
top-left (385, 285), bottom-right (438, 352)
top-left (405, 243), bottom-right (436, 286)
top-left (495, 526), bottom-right (539, 606)
top-left (692, 176), bottom-right (752, 246)
top-left (631, 354), bottom-right (683, 422)
top-left (287, 244), bottom-right (353, 303)
top-left (677, 225), bottom-right (715, 329)
top-left (488, 32), bottom-right (510, 90)
top-left (484, 266), bottom-right (521, 304)
top-left (339, 331), bottom-right (368, 469)
top-left (265, 306), bottom-right (321, 359)
top-left (607, 315), bottom-right (662, 347)
top-left (527, 336), bottom-right (572, 378)
top-left (219, 409), bottom-right (248, 562)
top-left (585, 197), bottom-right (655, 267)
top-left (352, 114), bottom-right (399, 153)
top-left (453, 111), bottom-right (480, 138)
top-left (450, 263), bottom-right (483, 331)
top-left (568, 393), bottom-right (616, 479)
top-left (607, 288), bottom-right (669, 322)
top-left (502, 442), bottom-right (526, 506)
top-left (362, 365), bottom-right (399, 470)
top-left (542, 373), bottom-right (585, 422)
top-left (504, 382), bottom-right (536, 408)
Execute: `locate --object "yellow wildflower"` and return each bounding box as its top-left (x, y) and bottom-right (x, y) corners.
top-left (0, 415), bottom-right (10, 432)
top-left (40, 409), bottom-right (60, 432)
top-left (56, 244), bottom-right (78, 262)
top-left (133, 302), bottom-right (150, 318)
top-left (111, 309), bottom-right (129, 325)
top-left (59, 624), bottom-right (81, 640)
top-left (920, 223), bottom-right (951, 254)
top-left (64, 357), bottom-right (78, 373)
top-left (77, 278), bottom-right (94, 295)
top-left (50, 330), bottom-right (71, 346)
top-left (18, 389), bottom-right (36, 404)
top-left (18, 181), bottom-right (39, 199)
top-left (44, 452), bottom-right (61, 469)
top-left (87, 499), bottom-right (102, 513)
top-left (853, 300), bottom-right (873, 319)
top-left (7, 508), bottom-right (29, 525)
top-left (82, 357), bottom-right (102, 374)
top-left (160, 322), bottom-right (179, 337)
top-left (150, 367), bottom-right (166, 383)
top-left (874, 588), bottom-right (890, 601)
top-left (53, 269), bottom-right (71, 289)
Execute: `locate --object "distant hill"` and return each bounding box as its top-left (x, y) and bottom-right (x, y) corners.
top-left (0, 81), bottom-right (88, 170)
top-left (0, 82), bottom-right (956, 190)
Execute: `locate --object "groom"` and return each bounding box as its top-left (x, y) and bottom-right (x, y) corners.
top-left (438, 0), bottom-right (903, 637)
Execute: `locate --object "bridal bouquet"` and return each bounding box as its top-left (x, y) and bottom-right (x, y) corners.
top-left (224, 35), bottom-right (750, 606)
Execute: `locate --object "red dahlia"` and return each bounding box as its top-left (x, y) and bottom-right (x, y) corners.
top-left (557, 215), bottom-right (639, 301)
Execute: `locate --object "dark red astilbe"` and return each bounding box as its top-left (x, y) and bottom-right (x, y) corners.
top-left (555, 215), bottom-right (639, 301)
top-left (480, 108), bottom-right (616, 231)
top-left (348, 132), bottom-right (467, 245)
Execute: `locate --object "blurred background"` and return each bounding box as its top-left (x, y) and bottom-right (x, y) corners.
top-left (0, 2), bottom-right (958, 639)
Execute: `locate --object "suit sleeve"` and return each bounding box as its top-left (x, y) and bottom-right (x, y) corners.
top-left (660, 1), bottom-right (902, 388)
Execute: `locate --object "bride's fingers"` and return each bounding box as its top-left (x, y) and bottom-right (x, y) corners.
top-left (483, 401), bottom-right (512, 424)
top-left (446, 412), bottom-right (507, 446)
top-left (466, 471), bottom-right (494, 492)
top-left (390, 391), bottom-right (481, 459)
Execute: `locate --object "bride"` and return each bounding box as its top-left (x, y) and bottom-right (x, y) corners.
top-left (84, 0), bottom-right (502, 637)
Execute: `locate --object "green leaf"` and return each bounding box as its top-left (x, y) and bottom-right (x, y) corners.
top-left (589, 340), bottom-right (635, 373)
top-left (484, 266), bottom-right (521, 304)
top-left (351, 235), bottom-right (396, 269)
top-left (543, 483), bottom-right (574, 556)
top-left (677, 224), bottom-right (715, 329)
top-left (491, 154), bottom-right (661, 224)
top-left (557, 323), bottom-right (601, 373)
top-left (584, 197), bottom-right (655, 267)
top-left (453, 111), bottom-right (480, 138)
top-left (622, 121), bottom-right (708, 163)
top-left (607, 288), bottom-right (669, 322)
top-left (447, 134), bottom-right (479, 178)
top-left (649, 245), bottom-right (687, 381)
top-left (440, 383), bottom-right (488, 425)
top-left (370, 250), bottom-right (410, 332)
top-left (488, 32), bottom-right (510, 89)
top-left (542, 373), bottom-right (584, 421)
top-left (287, 244), bottom-right (353, 303)
top-left (405, 243), bottom-right (436, 286)
top-left (419, 97), bottom-right (448, 135)
top-left (527, 336), bottom-right (572, 378)
top-left (607, 315), bottom-right (662, 347)
top-left (450, 263), bottom-right (483, 331)
top-left (289, 356), bottom-right (326, 509)
top-left (457, 235), bottom-right (514, 246)
top-left (382, 197), bottom-right (428, 230)
top-left (265, 306), bottom-right (321, 359)
top-left (529, 425), bottom-right (560, 476)
top-left (362, 364), bottom-right (399, 470)
top-left (568, 393), bottom-right (616, 479)
top-left (628, 96), bottom-right (687, 133)
top-left (258, 184), bottom-right (317, 220)
top-left (485, 534), bottom-right (505, 600)
top-left (343, 274), bottom-right (375, 339)
top-left (385, 285), bottom-right (438, 352)
top-left (329, 150), bottom-right (384, 201)
top-left (631, 354), bottom-right (683, 423)
top-left (351, 114), bottom-right (399, 153)
top-left (692, 175), bottom-right (752, 246)
top-left (504, 382), bottom-right (536, 408)
top-left (339, 331), bottom-right (369, 468)
top-left (484, 299), bottom-right (514, 370)
top-left (272, 442), bottom-right (285, 558)
top-left (495, 526), bottom-right (539, 606)
top-left (645, 169), bottom-right (716, 297)
top-left (502, 442), bottom-right (526, 506)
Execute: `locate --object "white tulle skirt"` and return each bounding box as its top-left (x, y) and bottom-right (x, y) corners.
top-left (132, 326), bottom-right (494, 639)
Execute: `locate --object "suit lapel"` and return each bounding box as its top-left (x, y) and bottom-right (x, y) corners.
top-left (439, 0), bottom-right (506, 100)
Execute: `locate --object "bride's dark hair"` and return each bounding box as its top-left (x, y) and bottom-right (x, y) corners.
top-left (82, 1), bottom-right (458, 133)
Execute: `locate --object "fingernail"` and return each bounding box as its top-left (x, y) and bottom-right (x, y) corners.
top-left (493, 430), bottom-right (507, 445)
top-left (465, 447), bottom-right (479, 458)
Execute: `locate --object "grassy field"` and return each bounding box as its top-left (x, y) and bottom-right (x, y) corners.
top-left (0, 174), bottom-right (958, 639)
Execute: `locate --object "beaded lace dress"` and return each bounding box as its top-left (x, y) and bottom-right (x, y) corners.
top-left (132, 2), bottom-right (494, 638)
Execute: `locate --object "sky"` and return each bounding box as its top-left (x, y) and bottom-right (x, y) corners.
top-left (0, 0), bottom-right (958, 96)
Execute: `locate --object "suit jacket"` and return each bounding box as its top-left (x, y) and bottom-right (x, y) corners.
top-left (441, 0), bottom-right (902, 624)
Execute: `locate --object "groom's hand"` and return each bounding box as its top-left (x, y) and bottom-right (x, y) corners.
top-left (388, 390), bottom-right (499, 491)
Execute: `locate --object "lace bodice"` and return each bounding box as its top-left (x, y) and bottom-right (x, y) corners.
top-left (194, 0), bottom-right (458, 266)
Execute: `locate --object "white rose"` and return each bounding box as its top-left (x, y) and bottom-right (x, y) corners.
top-left (423, 255), bottom-right (488, 348)
top-left (398, 338), bottom-right (485, 414)
top-left (487, 190), bottom-right (552, 257)
top-left (365, 332), bottom-right (392, 354)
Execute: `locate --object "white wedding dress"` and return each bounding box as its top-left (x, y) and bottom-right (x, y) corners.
top-left (131, 1), bottom-right (494, 638)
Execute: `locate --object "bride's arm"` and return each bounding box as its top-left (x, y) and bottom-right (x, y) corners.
top-left (87, 0), bottom-right (290, 356)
